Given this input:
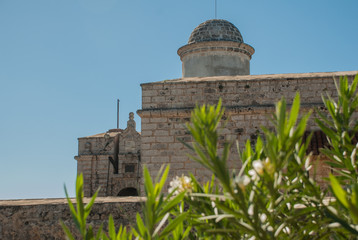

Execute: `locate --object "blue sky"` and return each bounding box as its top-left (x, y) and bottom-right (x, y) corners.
top-left (0, 0), bottom-right (357, 199)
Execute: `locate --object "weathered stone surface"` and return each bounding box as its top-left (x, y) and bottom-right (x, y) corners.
top-left (76, 113), bottom-right (141, 197)
top-left (178, 19), bottom-right (254, 77)
top-left (0, 197), bottom-right (143, 240)
top-left (138, 71), bottom-right (358, 194)
top-left (188, 19), bottom-right (244, 44)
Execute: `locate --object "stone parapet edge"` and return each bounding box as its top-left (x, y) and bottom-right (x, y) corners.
top-left (0, 197), bottom-right (145, 206)
top-left (140, 71), bottom-right (358, 86)
top-left (177, 41), bottom-right (254, 60)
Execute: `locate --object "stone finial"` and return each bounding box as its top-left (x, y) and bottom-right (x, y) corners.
top-left (127, 112), bottom-right (136, 129)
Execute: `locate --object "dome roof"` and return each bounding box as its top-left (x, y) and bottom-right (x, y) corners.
top-left (188, 19), bottom-right (243, 44)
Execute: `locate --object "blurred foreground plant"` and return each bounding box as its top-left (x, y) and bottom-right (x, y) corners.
top-left (62, 166), bottom-right (189, 240)
top-left (181, 95), bottom-right (336, 239)
top-left (316, 75), bottom-right (358, 236)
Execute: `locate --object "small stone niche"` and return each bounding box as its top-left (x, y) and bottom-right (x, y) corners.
top-left (125, 164), bottom-right (135, 173)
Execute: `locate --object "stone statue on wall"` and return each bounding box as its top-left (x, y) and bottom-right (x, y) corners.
top-left (127, 112), bottom-right (136, 129)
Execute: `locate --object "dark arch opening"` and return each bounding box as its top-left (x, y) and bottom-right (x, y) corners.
top-left (118, 187), bottom-right (138, 197)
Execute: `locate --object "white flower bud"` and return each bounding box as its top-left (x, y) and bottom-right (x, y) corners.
top-left (252, 160), bottom-right (264, 175)
top-left (168, 175), bottom-right (193, 195)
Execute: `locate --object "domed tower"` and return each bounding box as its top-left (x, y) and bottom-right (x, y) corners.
top-left (177, 19), bottom-right (254, 78)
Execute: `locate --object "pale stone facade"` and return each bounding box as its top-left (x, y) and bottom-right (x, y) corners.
top-left (178, 19), bottom-right (254, 77)
top-left (137, 71), bottom-right (358, 191)
top-left (75, 113), bottom-right (141, 197)
top-left (76, 19), bottom-right (358, 196)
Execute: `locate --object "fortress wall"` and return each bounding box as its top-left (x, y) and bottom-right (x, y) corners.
top-left (139, 108), bottom-right (279, 189)
top-left (76, 155), bottom-right (113, 197)
top-left (77, 155), bottom-right (141, 197)
top-left (138, 72), bottom-right (358, 190)
top-left (141, 73), bottom-right (349, 110)
top-left (76, 118), bottom-right (141, 198)
top-left (140, 110), bottom-right (214, 187)
top-left (0, 197), bottom-right (142, 240)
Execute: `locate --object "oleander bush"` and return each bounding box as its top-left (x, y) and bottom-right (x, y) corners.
top-left (63, 75), bottom-right (358, 239)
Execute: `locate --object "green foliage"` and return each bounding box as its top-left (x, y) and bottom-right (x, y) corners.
top-left (101, 216), bottom-right (132, 240)
top-left (316, 75), bottom-right (358, 183)
top-left (61, 173), bottom-right (102, 240)
top-left (328, 174), bottom-right (358, 236)
top-left (132, 165), bottom-right (189, 240)
top-left (63, 75), bottom-right (358, 239)
top-left (62, 167), bottom-right (188, 240)
top-left (316, 75), bottom-right (358, 236)
top-left (185, 99), bottom-right (231, 193)
top-left (182, 93), bottom-right (336, 239)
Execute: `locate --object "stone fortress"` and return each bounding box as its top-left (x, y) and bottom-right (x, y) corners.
top-left (75, 19), bottom-right (358, 197)
top-left (1, 19), bottom-right (357, 239)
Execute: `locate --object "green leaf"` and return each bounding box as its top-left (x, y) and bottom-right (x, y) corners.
top-left (95, 224), bottom-right (103, 240)
top-left (182, 225), bottom-right (192, 239)
top-left (161, 192), bottom-right (185, 214)
top-left (288, 93), bottom-right (300, 130)
top-left (143, 166), bottom-right (154, 197)
top-left (84, 188), bottom-right (99, 219)
top-left (86, 226), bottom-right (94, 240)
top-left (330, 174), bottom-right (349, 208)
top-left (277, 97), bottom-right (287, 138)
top-left (64, 184), bottom-right (81, 231)
top-left (108, 215), bottom-right (116, 238)
top-left (75, 174), bottom-right (85, 232)
top-left (157, 165), bottom-right (170, 194)
top-left (348, 201), bottom-right (358, 224)
top-left (136, 212), bottom-right (146, 236)
top-left (325, 207), bottom-right (358, 235)
top-left (160, 212), bottom-right (189, 237)
top-left (60, 221), bottom-right (76, 240)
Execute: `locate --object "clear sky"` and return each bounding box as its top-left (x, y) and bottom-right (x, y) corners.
top-left (0, 0), bottom-right (357, 199)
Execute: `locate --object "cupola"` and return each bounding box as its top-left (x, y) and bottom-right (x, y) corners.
top-left (177, 19), bottom-right (254, 78)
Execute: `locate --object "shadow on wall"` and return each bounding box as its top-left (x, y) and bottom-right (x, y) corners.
top-left (118, 187), bottom-right (138, 196)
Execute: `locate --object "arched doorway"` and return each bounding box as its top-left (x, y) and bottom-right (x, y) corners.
top-left (118, 187), bottom-right (138, 196)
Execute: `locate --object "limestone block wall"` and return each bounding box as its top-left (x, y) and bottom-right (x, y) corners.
top-left (178, 41), bottom-right (253, 77)
top-left (76, 154), bottom-right (114, 196)
top-left (138, 71), bottom-right (358, 191)
top-left (76, 115), bottom-right (141, 197)
top-left (77, 130), bottom-right (120, 157)
top-left (77, 131), bottom-right (120, 197)
top-left (141, 72), bottom-right (358, 110)
top-left (76, 154), bottom-right (141, 197)
top-left (0, 197), bottom-right (142, 240)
